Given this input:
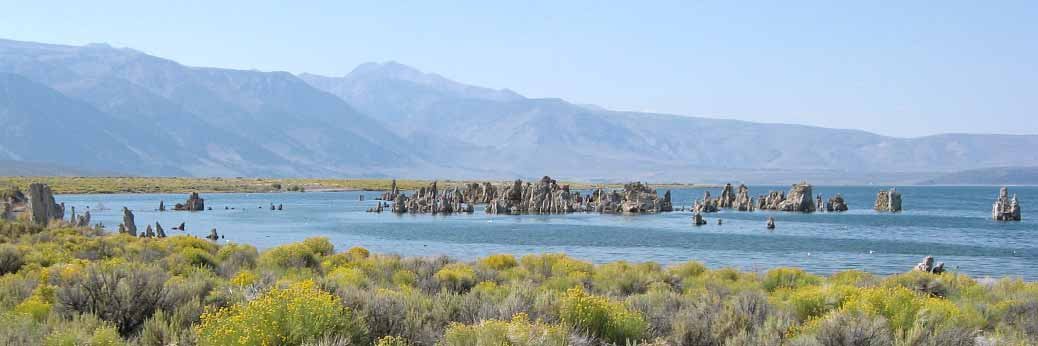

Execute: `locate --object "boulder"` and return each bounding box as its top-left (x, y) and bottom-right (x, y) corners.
top-left (174, 192), bottom-right (205, 211)
top-left (874, 188), bottom-right (903, 212)
top-left (207, 228), bottom-right (219, 241)
top-left (992, 186), bottom-right (1022, 221)
top-left (120, 207), bottom-right (137, 236)
top-left (767, 217), bottom-right (776, 230)
top-left (913, 256), bottom-right (945, 274)
top-left (144, 225), bottom-right (155, 238)
top-left (26, 183), bottom-right (64, 225)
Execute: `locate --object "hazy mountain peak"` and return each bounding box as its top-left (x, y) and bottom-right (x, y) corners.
top-left (305, 61), bottom-right (525, 103)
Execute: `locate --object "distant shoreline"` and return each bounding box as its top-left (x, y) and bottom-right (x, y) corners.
top-left (0, 176), bottom-right (718, 195)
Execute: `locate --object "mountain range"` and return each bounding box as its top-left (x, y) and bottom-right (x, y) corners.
top-left (2, 38), bottom-right (1037, 184)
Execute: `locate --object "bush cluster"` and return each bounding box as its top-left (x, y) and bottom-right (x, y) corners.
top-left (0, 219), bottom-right (1035, 345)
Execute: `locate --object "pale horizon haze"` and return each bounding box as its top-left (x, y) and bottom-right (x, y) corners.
top-left (1, 0), bottom-right (1035, 138)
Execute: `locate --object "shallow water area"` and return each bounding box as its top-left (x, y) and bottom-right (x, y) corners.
top-left (58, 186), bottom-right (1038, 279)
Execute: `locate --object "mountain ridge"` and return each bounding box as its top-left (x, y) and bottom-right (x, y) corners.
top-left (2, 38), bottom-right (1037, 183)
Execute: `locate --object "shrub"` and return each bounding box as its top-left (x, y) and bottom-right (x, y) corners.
top-left (667, 293), bottom-right (725, 345)
top-left (231, 270), bottom-right (259, 287)
top-left (762, 268), bottom-right (821, 292)
top-left (882, 271), bottom-right (948, 298)
top-left (435, 263), bottom-right (477, 293)
top-left (478, 254), bottom-right (518, 271)
top-left (327, 266), bottom-right (367, 289)
top-left (55, 263), bottom-right (168, 336)
top-left (216, 243), bottom-right (258, 276)
top-left (811, 310), bottom-right (892, 346)
top-left (0, 244), bottom-right (24, 275)
top-left (196, 280), bottom-right (367, 345)
top-left (303, 237), bottom-right (336, 257)
top-left (346, 246), bottom-right (370, 260)
top-left (259, 243), bottom-right (320, 271)
top-left (14, 293), bottom-right (52, 322)
top-left (42, 313), bottom-right (124, 346)
top-left (559, 288), bottom-right (648, 344)
top-left (778, 284), bottom-right (860, 321)
top-left (392, 269), bottom-right (418, 287)
top-left (593, 261), bottom-right (665, 296)
top-left (829, 270), bottom-right (879, 287)
top-left (442, 313), bottom-right (568, 346)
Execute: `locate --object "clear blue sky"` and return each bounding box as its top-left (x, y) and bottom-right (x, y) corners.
top-left (2, 1), bottom-right (1035, 137)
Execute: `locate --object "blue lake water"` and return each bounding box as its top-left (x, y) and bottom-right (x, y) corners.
top-left (56, 186), bottom-right (1038, 280)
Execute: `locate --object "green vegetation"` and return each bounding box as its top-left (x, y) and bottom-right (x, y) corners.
top-left (0, 220), bottom-right (1035, 345)
top-left (0, 176), bottom-right (707, 195)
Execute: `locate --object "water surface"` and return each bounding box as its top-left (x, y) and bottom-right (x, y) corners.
top-left (57, 186), bottom-right (1038, 279)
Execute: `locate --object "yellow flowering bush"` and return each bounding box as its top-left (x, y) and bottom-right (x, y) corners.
top-left (478, 254), bottom-right (518, 271)
top-left (435, 263), bottom-right (477, 292)
top-left (442, 313), bottom-right (568, 346)
top-left (559, 288), bottom-right (647, 345)
top-left (230, 270), bottom-right (258, 287)
top-left (195, 280), bottom-right (367, 345)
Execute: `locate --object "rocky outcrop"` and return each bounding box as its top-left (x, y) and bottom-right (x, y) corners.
top-left (693, 191), bottom-right (720, 213)
top-left (619, 182), bottom-right (672, 213)
top-left (69, 206), bottom-right (91, 227)
top-left (380, 179), bottom-right (401, 201)
top-left (778, 182), bottom-right (815, 212)
top-left (155, 222), bottom-right (166, 238)
top-left (486, 177), bottom-right (582, 214)
top-left (159, 201), bottom-right (165, 212)
top-left (755, 182), bottom-right (815, 213)
top-left (757, 191), bottom-right (785, 210)
top-left (992, 187), bottom-right (1021, 221)
top-left (207, 228), bottom-right (219, 240)
top-left (174, 192), bottom-right (205, 211)
top-left (26, 183), bottom-right (64, 226)
top-left (391, 181), bottom-right (475, 214)
top-left (733, 184), bottom-right (754, 211)
top-left (717, 183), bottom-right (737, 209)
top-left (462, 182), bottom-right (498, 204)
top-left (874, 188), bottom-right (903, 212)
top-left (825, 194), bottom-right (849, 212)
top-left (914, 256), bottom-right (945, 274)
top-left (144, 224), bottom-right (155, 237)
top-left (119, 207), bottom-right (137, 236)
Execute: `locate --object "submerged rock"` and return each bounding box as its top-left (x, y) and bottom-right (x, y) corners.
top-left (174, 192), bottom-right (205, 211)
top-left (767, 217), bottom-right (776, 230)
top-left (992, 186), bottom-right (1022, 221)
top-left (874, 188), bottom-right (903, 212)
top-left (26, 183), bottom-right (64, 226)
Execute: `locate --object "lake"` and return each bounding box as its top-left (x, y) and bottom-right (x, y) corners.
top-left (56, 186), bottom-right (1038, 280)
